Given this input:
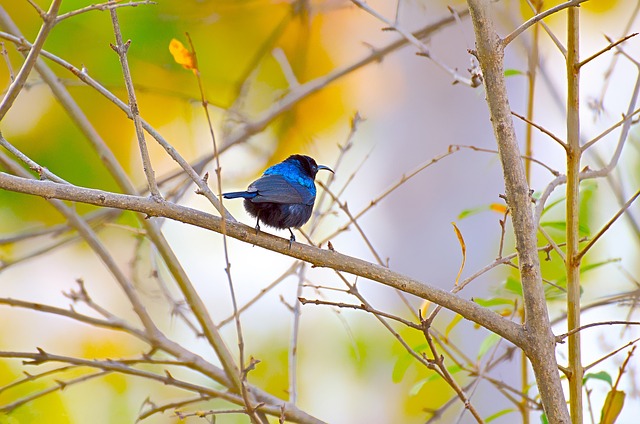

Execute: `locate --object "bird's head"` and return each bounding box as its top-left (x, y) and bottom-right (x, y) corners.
top-left (286, 154), bottom-right (334, 179)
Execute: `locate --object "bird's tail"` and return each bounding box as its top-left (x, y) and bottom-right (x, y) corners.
top-left (223, 191), bottom-right (256, 199)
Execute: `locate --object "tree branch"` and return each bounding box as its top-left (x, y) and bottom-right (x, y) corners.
top-left (466, 0), bottom-right (570, 422)
top-left (0, 172), bottom-right (525, 347)
top-left (0, 0), bottom-right (61, 120)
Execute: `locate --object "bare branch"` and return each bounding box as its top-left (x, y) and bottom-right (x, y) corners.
top-left (0, 172), bottom-right (525, 347)
top-left (556, 321), bottom-right (640, 343)
top-left (578, 33), bottom-right (638, 69)
top-left (0, 0), bottom-right (61, 120)
top-left (467, 1), bottom-right (569, 421)
top-left (351, 0), bottom-right (476, 86)
top-left (502, 0), bottom-right (589, 47)
top-left (108, 2), bottom-right (160, 198)
top-left (577, 188), bottom-right (640, 260)
top-left (511, 110), bottom-right (567, 150)
top-left (56, 1), bottom-right (156, 23)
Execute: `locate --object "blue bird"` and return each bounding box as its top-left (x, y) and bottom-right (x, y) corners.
top-left (223, 154), bottom-right (334, 245)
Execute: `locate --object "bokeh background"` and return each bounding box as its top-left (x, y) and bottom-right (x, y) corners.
top-left (0, 0), bottom-right (639, 423)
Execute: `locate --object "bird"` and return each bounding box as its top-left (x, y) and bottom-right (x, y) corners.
top-left (223, 154), bottom-right (334, 246)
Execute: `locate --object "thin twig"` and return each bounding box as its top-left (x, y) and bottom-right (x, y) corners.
top-left (0, 350), bottom-right (242, 410)
top-left (511, 110), bottom-right (568, 150)
top-left (1, 370), bottom-right (110, 413)
top-left (137, 395), bottom-right (214, 421)
top-left (0, 364), bottom-right (76, 394)
top-left (501, 0), bottom-right (589, 47)
top-left (580, 59), bottom-right (640, 175)
top-left (591, 3), bottom-right (640, 117)
top-left (578, 33), bottom-right (638, 69)
top-left (583, 338), bottom-right (640, 372)
top-left (421, 323), bottom-right (484, 423)
top-left (320, 146), bottom-right (461, 245)
top-left (351, 0), bottom-right (475, 86)
top-left (217, 263), bottom-right (300, 328)
top-left (0, 41), bottom-right (13, 81)
top-left (524, 0), bottom-right (566, 57)
top-left (0, 0), bottom-right (61, 120)
top-left (454, 143), bottom-right (560, 176)
top-left (0, 29), bottom-right (233, 219)
top-left (298, 297), bottom-right (421, 330)
top-left (56, 1), bottom-right (156, 22)
top-left (289, 265), bottom-right (308, 405)
top-left (581, 107), bottom-right (640, 152)
top-left (577, 188), bottom-right (640, 260)
top-left (556, 321), bottom-right (640, 343)
top-left (186, 34), bottom-right (262, 422)
top-left (318, 181), bottom-right (384, 265)
top-left (109, 2), bottom-right (160, 198)
top-left (0, 150), bottom-right (160, 335)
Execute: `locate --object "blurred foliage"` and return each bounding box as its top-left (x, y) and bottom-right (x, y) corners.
top-left (463, 179), bottom-right (605, 311)
top-left (0, 1), bottom-right (637, 423)
top-left (0, 2), bottom-right (350, 421)
top-left (391, 325), bottom-right (458, 419)
top-left (518, 0), bottom-right (621, 17)
top-left (0, 0), bottom-right (348, 228)
top-left (0, 358), bottom-right (70, 423)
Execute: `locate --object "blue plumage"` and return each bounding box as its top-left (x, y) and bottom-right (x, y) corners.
top-left (223, 154), bottom-right (333, 245)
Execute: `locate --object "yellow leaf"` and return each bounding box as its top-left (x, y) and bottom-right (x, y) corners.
top-left (420, 300), bottom-right (431, 318)
top-left (451, 222), bottom-right (466, 285)
top-left (490, 203), bottom-right (508, 214)
top-left (169, 38), bottom-right (197, 71)
top-left (445, 314), bottom-right (463, 338)
top-left (601, 389), bottom-right (625, 424)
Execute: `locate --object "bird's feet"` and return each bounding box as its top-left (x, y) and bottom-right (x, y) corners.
top-left (288, 228), bottom-right (296, 249)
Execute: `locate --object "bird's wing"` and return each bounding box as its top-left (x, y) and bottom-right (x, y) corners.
top-left (247, 174), bottom-right (314, 205)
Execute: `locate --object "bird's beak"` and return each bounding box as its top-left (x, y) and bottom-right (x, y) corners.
top-left (317, 165), bottom-right (334, 173)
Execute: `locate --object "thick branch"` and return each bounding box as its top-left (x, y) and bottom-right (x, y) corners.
top-left (466, 1), bottom-right (570, 422)
top-left (0, 172), bottom-right (525, 347)
top-left (0, 8), bottom-right (243, 397)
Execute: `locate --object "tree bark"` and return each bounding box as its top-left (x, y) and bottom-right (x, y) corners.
top-left (466, 1), bottom-right (571, 422)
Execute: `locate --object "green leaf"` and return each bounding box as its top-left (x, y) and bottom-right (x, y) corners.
top-left (504, 69), bottom-right (524, 77)
top-left (540, 221), bottom-right (566, 231)
top-left (409, 365), bottom-right (463, 396)
top-left (477, 333), bottom-right (501, 359)
top-left (583, 371), bottom-right (613, 386)
top-left (458, 205), bottom-right (490, 219)
top-left (445, 314), bottom-right (463, 338)
top-left (556, 259), bottom-right (621, 285)
top-left (473, 297), bottom-right (514, 308)
top-left (540, 412), bottom-right (549, 424)
top-left (541, 181), bottom-right (596, 218)
top-left (540, 196), bottom-right (565, 217)
top-left (409, 376), bottom-right (430, 396)
top-left (580, 179), bottom-right (598, 202)
top-left (485, 408), bottom-right (515, 423)
top-left (447, 364), bottom-right (462, 375)
top-left (392, 352), bottom-right (413, 383)
top-left (580, 259), bottom-right (621, 274)
top-left (504, 276), bottom-right (523, 297)
top-left (540, 220), bottom-right (590, 236)
top-left (392, 343), bottom-right (429, 383)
